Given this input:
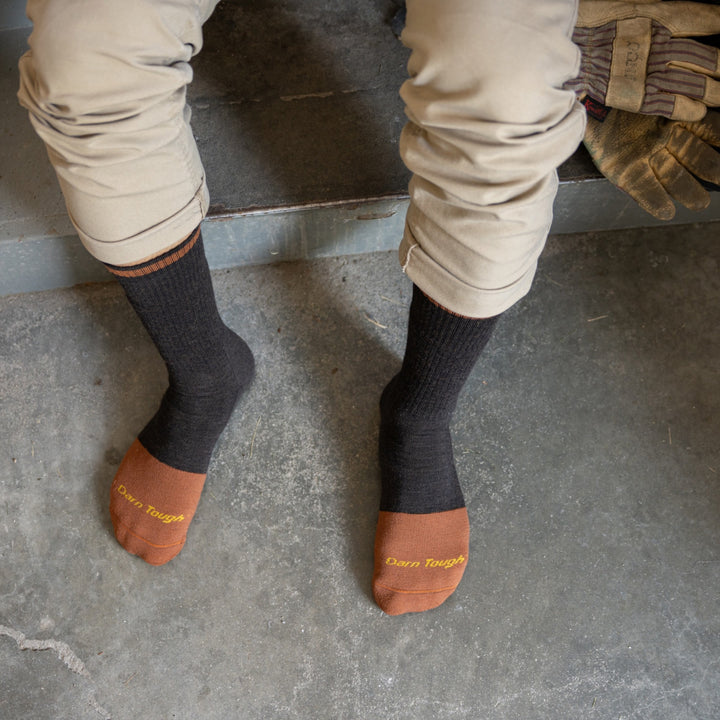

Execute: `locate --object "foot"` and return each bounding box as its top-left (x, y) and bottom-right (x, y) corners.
top-left (109, 329), bottom-right (254, 564)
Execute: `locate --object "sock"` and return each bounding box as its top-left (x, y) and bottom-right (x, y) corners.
top-left (373, 284), bottom-right (498, 614)
top-left (104, 227), bottom-right (254, 565)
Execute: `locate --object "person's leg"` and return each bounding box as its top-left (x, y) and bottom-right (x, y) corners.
top-left (18, 0), bottom-right (218, 264)
top-left (103, 229), bottom-right (254, 565)
top-left (17, 0), bottom-right (252, 564)
top-left (374, 0), bottom-right (586, 614)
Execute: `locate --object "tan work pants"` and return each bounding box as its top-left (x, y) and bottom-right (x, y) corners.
top-left (18, 0), bottom-right (584, 317)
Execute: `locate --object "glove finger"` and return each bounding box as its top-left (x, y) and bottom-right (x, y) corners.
top-left (647, 67), bottom-right (709, 101)
top-left (650, 148), bottom-right (711, 210)
top-left (635, 3), bottom-right (720, 38)
top-left (642, 68), bottom-right (713, 119)
top-left (626, 180), bottom-right (678, 220)
top-left (661, 38), bottom-right (720, 77)
top-left (643, 68), bottom-right (720, 119)
top-left (642, 92), bottom-right (707, 121)
top-left (701, 76), bottom-right (720, 107)
top-left (668, 95), bottom-right (709, 122)
top-left (681, 109), bottom-right (720, 147)
top-left (576, 2), bottom-right (720, 36)
top-left (666, 125), bottom-right (720, 183)
top-left (611, 155), bottom-right (678, 220)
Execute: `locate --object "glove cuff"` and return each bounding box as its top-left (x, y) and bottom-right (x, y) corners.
top-left (565, 22), bottom-right (615, 104)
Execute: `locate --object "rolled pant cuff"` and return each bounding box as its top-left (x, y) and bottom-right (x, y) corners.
top-left (76, 179), bottom-right (210, 267)
top-left (399, 230), bottom-right (537, 319)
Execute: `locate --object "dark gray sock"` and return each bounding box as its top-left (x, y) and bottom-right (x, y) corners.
top-left (379, 284), bottom-right (498, 513)
top-left (105, 228), bottom-right (255, 473)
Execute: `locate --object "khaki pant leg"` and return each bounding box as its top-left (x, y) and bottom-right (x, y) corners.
top-left (400, 0), bottom-right (586, 318)
top-left (18, 0), bottom-right (220, 265)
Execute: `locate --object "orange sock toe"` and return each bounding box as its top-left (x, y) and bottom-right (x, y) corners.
top-left (109, 440), bottom-right (206, 565)
top-left (372, 508), bottom-right (469, 615)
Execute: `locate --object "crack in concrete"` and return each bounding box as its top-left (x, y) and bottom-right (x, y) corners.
top-left (0, 623), bottom-right (89, 676)
top-left (0, 624), bottom-right (111, 719)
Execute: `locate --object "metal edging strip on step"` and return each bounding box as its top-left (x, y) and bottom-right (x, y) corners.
top-left (2, 181), bottom-right (720, 297)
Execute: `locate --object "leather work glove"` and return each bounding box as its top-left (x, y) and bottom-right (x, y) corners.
top-left (583, 108), bottom-right (720, 219)
top-left (566, 0), bottom-right (720, 121)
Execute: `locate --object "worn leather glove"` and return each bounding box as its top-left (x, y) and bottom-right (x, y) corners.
top-left (566, 0), bottom-right (720, 121)
top-left (584, 108), bottom-right (720, 219)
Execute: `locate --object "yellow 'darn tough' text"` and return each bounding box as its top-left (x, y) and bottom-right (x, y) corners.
top-left (116, 485), bottom-right (185, 524)
top-left (385, 555), bottom-right (465, 570)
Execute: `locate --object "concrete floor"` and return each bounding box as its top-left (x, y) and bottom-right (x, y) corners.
top-left (1, 221), bottom-right (719, 719)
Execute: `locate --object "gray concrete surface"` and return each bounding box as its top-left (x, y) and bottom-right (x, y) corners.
top-left (0, 0), bottom-right (30, 32)
top-left (2, 222), bottom-right (719, 719)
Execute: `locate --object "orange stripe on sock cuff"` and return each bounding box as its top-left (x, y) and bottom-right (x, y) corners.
top-left (105, 227), bottom-right (201, 278)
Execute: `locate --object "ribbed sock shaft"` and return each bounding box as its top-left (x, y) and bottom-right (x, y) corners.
top-left (374, 284), bottom-right (498, 614)
top-left (105, 228), bottom-right (254, 564)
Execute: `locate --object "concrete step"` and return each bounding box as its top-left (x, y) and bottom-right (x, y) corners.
top-left (4, 1), bottom-right (720, 297)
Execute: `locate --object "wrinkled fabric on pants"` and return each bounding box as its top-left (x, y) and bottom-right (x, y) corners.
top-left (18, 0), bottom-right (584, 317)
